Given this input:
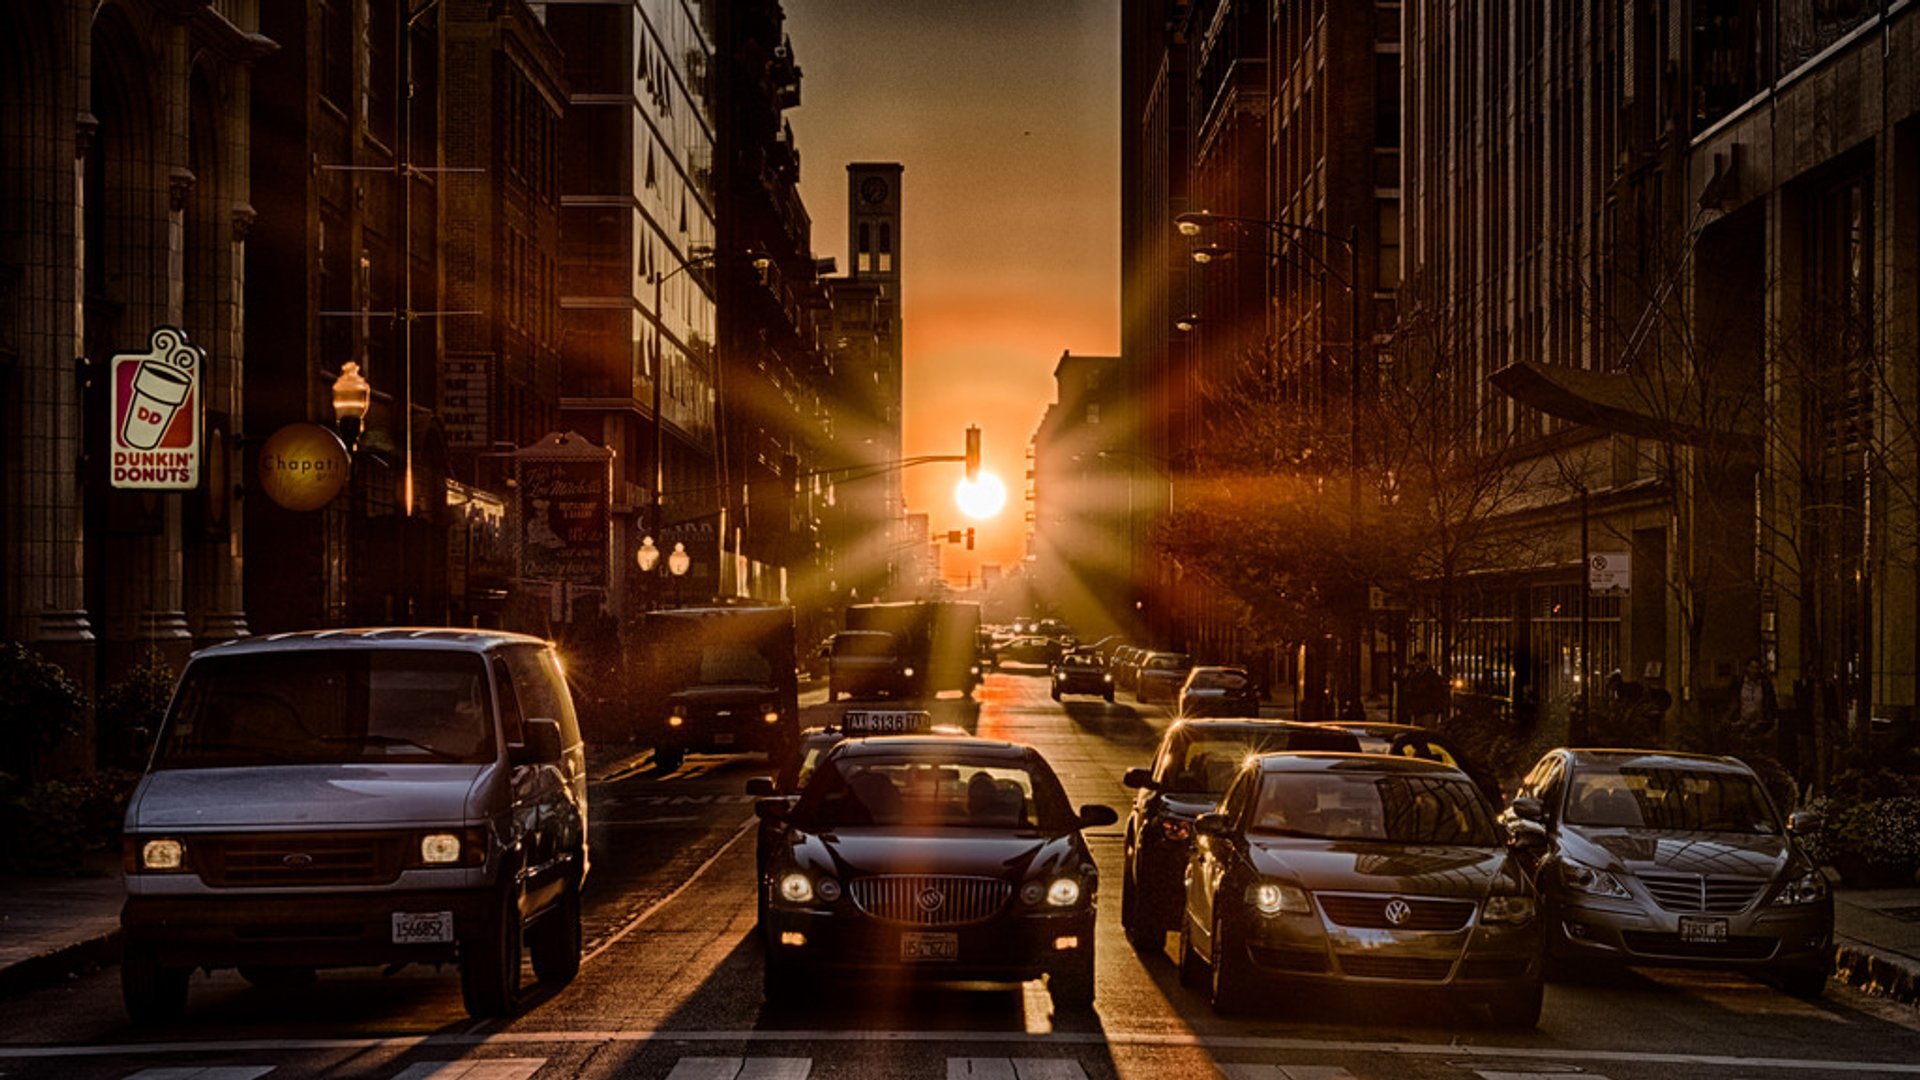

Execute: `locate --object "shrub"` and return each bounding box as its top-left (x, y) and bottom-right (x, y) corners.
top-left (0, 642), bottom-right (87, 778)
top-left (96, 650), bottom-right (177, 770)
top-left (1798, 770), bottom-right (1920, 884)
top-left (0, 768), bottom-right (140, 874)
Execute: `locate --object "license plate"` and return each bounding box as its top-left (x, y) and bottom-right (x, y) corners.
top-left (392, 911), bottom-right (454, 944)
top-left (900, 931), bottom-right (958, 961)
top-left (843, 709), bottom-right (932, 736)
top-left (714, 732), bottom-right (736, 745)
top-left (1678, 916), bottom-right (1729, 944)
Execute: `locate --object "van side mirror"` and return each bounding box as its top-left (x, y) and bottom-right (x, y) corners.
top-left (1122, 767), bottom-right (1159, 791)
top-left (746, 776), bottom-right (776, 797)
top-left (512, 718), bottom-right (564, 765)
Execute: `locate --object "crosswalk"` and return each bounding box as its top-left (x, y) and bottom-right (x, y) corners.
top-left (118, 1059), bottom-right (1606, 1080)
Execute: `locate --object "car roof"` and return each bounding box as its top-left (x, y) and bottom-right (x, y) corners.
top-left (192, 627), bottom-right (548, 658)
top-left (831, 734), bottom-right (1034, 760)
top-left (1255, 751), bottom-right (1461, 776)
top-left (1562, 748), bottom-right (1751, 772)
top-left (1185, 665), bottom-right (1247, 676)
top-left (1323, 721), bottom-right (1431, 737)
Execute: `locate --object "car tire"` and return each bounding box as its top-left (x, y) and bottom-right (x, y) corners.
top-left (1050, 944), bottom-right (1096, 1009)
top-left (1209, 913), bottom-right (1259, 1015)
top-left (1104, 689), bottom-right (1114, 703)
top-left (1050, 686), bottom-right (1061, 701)
top-left (238, 965), bottom-right (317, 989)
top-left (1773, 963), bottom-right (1830, 999)
top-left (1176, 913), bottom-right (1206, 989)
top-left (121, 943), bottom-right (189, 1023)
top-left (529, 876), bottom-right (582, 988)
top-left (1121, 864), bottom-right (1159, 955)
top-left (460, 885), bottom-right (523, 1018)
top-left (1487, 979), bottom-right (1544, 1028)
top-left (654, 745), bottom-right (685, 773)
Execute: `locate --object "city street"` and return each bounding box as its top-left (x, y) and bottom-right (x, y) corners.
top-left (0, 668), bottom-right (1915, 1080)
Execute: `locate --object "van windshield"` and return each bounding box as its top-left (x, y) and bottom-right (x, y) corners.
top-left (153, 650), bottom-right (497, 768)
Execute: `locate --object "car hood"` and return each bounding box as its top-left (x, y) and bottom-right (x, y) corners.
top-left (129, 763), bottom-right (493, 830)
top-left (801, 828), bottom-right (1082, 882)
top-left (1248, 838), bottom-right (1519, 898)
top-left (1564, 825), bottom-right (1792, 878)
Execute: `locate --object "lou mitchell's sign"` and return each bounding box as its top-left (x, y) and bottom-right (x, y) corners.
top-left (109, 326), bottom-right (203, 491)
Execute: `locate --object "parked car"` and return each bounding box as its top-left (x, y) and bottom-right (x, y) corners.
top-left (1179, 752), bottom-right (1544, 1024)
top-left (119, 629), bottom-right (587, 1021)
top-left (1316, 721), bottom-right (1503, 805)
top-left (1120, 720), bottom-right (1361, 951)
top-left (755, 733), bottom-right (1117, 1007)
top-left (1051, 652), bottom-right (1114, 702)
top-left (828, 630), bottom-right (906, 701)
top-left (1177, 666), bottom-right (1263, 717)
top-left (998, 635), bottom-right (1063, 667)
top-left (1498, 748), bottom-right (1833, 996)
top-left (1135, 651), bottom-right (1194, 704)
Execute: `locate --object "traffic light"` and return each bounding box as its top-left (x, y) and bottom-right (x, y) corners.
top-left (946, 530), bottom-right (963, 544)
top-left (965, 527), bottom-right (975, 550)
top-left (964, 425), bottom-right (981, 481)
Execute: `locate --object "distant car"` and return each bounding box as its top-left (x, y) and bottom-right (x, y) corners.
top-left (1111, 647), bottom-right (1146, 693)
top-left (1177, 666), bottom-right (1262, 717)
top-left (1180, 753), bottom-right (1544, 1025)
top-left (1050, 652), bottom-right (1114, 702)
top-left (1316, 721), bottom-right (1503, 806)
top-left (755, 734), bottom-right (1118, 1007)
top-left (998, 635), bottom-right (1062, 666)
top-left (1499, 748), bottom-right (1833, 997)
top-left (1120, 720), bottom-right (1361, 952)
top-left (828, 630), bottom-right (905, 701)
top-left (1134, 652), bottom-right (1194, 704)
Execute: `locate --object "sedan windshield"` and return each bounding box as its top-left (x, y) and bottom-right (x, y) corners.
top-left (1187, 669), bottom-right (1248, 690)
top-left (798, 750), bottom-right (1077, 832)
top-left (1250, 771), bottom-right (1502, 846)
top-left (1566, 764), bottom-right (1778, 833)
top-left (154, 650), bottom-right (496, 768)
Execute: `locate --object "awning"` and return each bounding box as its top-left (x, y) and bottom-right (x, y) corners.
top-left (1488, 361), bottom-right (1760, 449)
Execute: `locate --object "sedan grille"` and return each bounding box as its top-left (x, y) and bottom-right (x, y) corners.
top-left (1317, 893), bottom-right (1476, 932)
top-left (1637, 873), bottom-right (1767, 914)
top-left (848, 875), bottom-right (1011, 926)
top-left (1336, 954), bottom-right (1455, 981)
top-left (194, 833), bottom-right (407, 887)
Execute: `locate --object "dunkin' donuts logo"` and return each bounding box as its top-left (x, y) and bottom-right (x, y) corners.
top-left (109, 327), bottom-right (203, 491)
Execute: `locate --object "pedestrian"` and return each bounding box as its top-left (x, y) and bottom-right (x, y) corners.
top-left (1726, 656), bottom-right (1778, 742)
top-left (1400, 652), bottom-right (1449, 726)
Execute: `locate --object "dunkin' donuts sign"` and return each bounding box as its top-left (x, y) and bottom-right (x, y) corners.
top-left (109, 327), bottom-right (203, 490)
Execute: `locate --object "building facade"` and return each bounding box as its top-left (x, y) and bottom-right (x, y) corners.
top-left (1031, 352), bottom-right (1136, 640)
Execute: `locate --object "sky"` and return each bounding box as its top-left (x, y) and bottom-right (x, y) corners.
top-left (779, 0), bottom-right (1122, 583)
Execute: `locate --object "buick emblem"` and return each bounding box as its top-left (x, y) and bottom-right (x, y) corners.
top-left (917, 888), bottom-right (945, 912)
top-left (282, 853), bottom-right (314, 868)
top-left (1383, 898), bottom-right (1412, 926)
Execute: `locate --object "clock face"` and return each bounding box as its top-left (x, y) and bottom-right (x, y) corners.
top-left (859, 176), bottom-right (889, 206)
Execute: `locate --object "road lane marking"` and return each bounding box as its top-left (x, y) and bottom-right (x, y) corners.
top-left (8, 1032), bottom-right (1920, 1074)
top-left (577, 818), bottom-right (754, 967)
top-left (948, 1061), bottom-right (1087, 1080)
top-left (125, 1070), bottom-right (274, 1080)
top-left (1219, 1068), bottom-right (1357, 1080)
top-left (661, 1059), bottom-right (810, 1080)
top-left (391, 1061), bottom-right (547, 1080)
top-left (1474, 1074), bottom-right (1600, 1080)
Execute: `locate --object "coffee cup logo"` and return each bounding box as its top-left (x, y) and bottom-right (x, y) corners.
top-left (121, 360), bottom-right (194, 450)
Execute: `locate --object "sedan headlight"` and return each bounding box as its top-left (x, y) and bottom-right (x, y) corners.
top-left (1773, 867), bottom-right (1829, 906)
top-left (778, 872), bottom-right (815, 904)
top-left (1483, 894), bottom-right (1538, 925)
top-left (1559, 858), bottom-right (1631, 899)
top-left (1247, 880), bottom-right (1311, 916)
top-left (1046, 878), bottom-right (1082, 907)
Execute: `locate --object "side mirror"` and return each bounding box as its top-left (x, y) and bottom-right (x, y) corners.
top-left (1077, 804), bottom-right (1119, 829)
top-left (1506, 817), bottom-right (1550, 850)
top-left (1786, 810), bottom-right (1821, 836)
top-left (746, 776), bottom-right (776, 797)
top-left (754, 797), bottom-right (792, 823)
top-left (511, 718), bottom-right (564, 765)
top-left (1193, 812), bottom-right (1232, 838)
top-left (1509, 795), bottom-right (1546, 823)
top-left (1122, 767), bottom-right (1159, 791)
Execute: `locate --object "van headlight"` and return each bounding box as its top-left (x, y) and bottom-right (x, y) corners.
top-left (139, 838), bottom-right (187, 872)
top-left (420, 833), bottom-right (462, 864)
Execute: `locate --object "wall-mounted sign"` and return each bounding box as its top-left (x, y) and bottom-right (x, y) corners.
top-left (1588, 552), bottom-right (1631, 596)
top-left (258, 423), bottom-right (352, 511)
top-left (441, 353), bottom-right (493, 451)
top-left (109, 326), bottom-right (202, 490)
top-left (514, 432), bottom-right (613, 586)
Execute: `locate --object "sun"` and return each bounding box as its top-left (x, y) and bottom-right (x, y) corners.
top-left (954, 472), bottom-right (1007, 520)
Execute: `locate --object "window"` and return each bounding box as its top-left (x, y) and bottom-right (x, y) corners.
top-left (1086, 403), bottom-right (1101, 425)
top-left (318, 0), bottom-right (351, 109)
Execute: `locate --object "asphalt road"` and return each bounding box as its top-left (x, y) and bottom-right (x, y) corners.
top-left (1, 667), bottom-right (1917, 1079)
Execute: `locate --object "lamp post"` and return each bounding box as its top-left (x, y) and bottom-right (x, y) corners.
top-left (331, 360), bottom-right (371, 449)
top-left (1177, 209), bottom-right (1368, 721)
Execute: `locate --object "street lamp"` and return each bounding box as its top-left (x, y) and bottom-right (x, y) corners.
top-left (667, 540), bottom-right (692, 607)
top-left (331, 360), bottom-right (371, 449)
top-left (636, 534), bottom-right (660, 573)
top-left (1177, 208), bottom-right (1368, 721)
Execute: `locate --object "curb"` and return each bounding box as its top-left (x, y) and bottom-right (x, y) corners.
top-left (0, 929), bottom-right (121, 1000)
top-left (1834, 939), bottom-right (1920, 1005)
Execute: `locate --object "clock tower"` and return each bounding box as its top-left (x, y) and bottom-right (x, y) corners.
top-left (848, 162), bottom-right (903, 280)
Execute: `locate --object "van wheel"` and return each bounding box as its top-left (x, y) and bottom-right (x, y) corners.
top-left (122, 943), bottom-right (189, 1023)
top-left (461, 886), bottom-right (523, 1018)
top-left (529, 877), bottom-right (582, 988)
top-left (654, 745), bottom-right (685, 773)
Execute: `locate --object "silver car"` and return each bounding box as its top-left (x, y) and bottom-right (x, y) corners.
top-left (1499, 749), bottom-right (1832, 996)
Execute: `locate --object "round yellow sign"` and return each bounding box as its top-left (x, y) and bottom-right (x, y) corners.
top-left (258, 423), bottom-right (351, 511)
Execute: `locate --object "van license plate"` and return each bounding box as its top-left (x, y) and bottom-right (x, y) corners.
top-left (1678, 916), bottom-right (1728, 944)
top-left (392, 911), bottom-right (454, 944)
top-left (901, 932), bottom-right (958, 961)
top-left (714, 732), bottom-right (736, 745)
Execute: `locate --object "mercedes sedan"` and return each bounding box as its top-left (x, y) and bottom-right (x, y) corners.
top-left (1499, 748), bottom-right (1832, 996)
top-left (1180, 753), bottom-right (1544, 1025)
top-left (756, 735), bottom-right (1117, 1007)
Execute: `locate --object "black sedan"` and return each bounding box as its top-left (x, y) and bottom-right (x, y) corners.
top-left (1051, 652), bottom-right (1114, 701)
top-left (1177, 666), bottom-right (1263, 717)
top-left (756, 735), bottom-right (1117, 1007)
top-left (1120, 720), bottom-right (1360, 951)
top-left (1180, 753), bottom-right (1545, 1025)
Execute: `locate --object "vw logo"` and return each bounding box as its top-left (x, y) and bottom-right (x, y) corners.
top-left (281, 853), bottom-right (314, 868)
top-left (917, 888), bottom-right (946, 912)
top-left (1383, 898), bottom-right (1413, 926)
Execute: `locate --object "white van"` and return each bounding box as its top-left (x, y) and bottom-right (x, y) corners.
top-left (119, 629), bottom-right (588, 1020)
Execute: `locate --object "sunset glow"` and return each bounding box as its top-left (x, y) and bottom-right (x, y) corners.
top-left (954, 472), bottom-right (1008, 520)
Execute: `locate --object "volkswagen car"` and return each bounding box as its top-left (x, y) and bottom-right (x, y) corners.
top-left (1179, 753), bottom-right (1544, 1025)
top-left (1120, 720), bottom-right (1359, 952)
top-left (755, 735), bottom-right (1117, 1007)
top-left (1500, 748), bottom-right (1832, 996)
